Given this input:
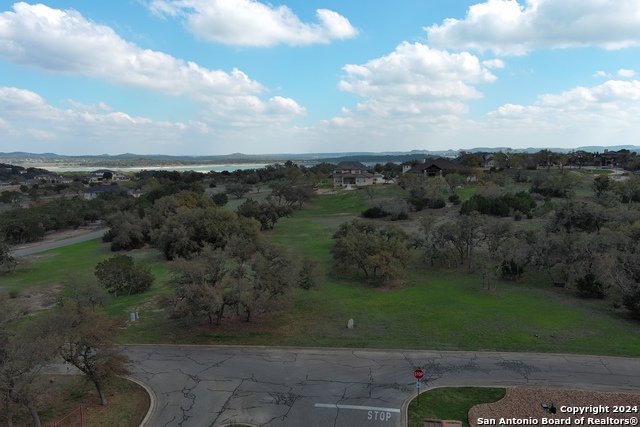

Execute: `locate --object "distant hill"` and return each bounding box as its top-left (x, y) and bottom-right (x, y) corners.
top-left (1, 145), bottom-right (639, 167)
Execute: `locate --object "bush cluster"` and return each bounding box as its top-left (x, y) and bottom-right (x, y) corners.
top-left (408, 196), bottom-right (446, 211)
top-left (460, 192), bottom-right (536, 217)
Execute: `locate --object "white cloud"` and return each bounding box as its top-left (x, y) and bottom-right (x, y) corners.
top-left (426, 0), bottom-right (640, 55)
top-left (594, 71), bottom-right (611, 78)
top-left (310, 79), bottom-right (640, 153)
top-left (482, 59), bottom-right (506, 69)
top-left (147, 0), bottom-right (358, 46)
top-left (0, 86), bottom-right (309, 154)
top-left (200, 95), bottom-right (307, 127)
top-left (538, 81), bottom-right (640, 107)
top-left (338, 42), bottom-right (495, 102)
top-left (618, 69), bottom-right (637, 77)
top-left (0, 86), bottom-right (213, 153)
top-left (333, 42), bottom-right (496, 130)
top-left (486, 80), bottom-right (640, 145)
top-left (0, 3), bottom-right (261, 96)
top-left (0, 2), bottom-right (305, 125)
top-left (286, 43), bottom-right (500, 151)
top-left (67, 100), bottom-right (114, 113)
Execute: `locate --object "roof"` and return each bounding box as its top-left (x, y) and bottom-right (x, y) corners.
top-left (84, 184), bottom-right (121, 194)
top-left (406, 158), bottom-right (462, 173)
top-left (333, 172), bottom-right (374, 178)
top-left (454, 152), bottom-right (494, 163)
top-left (333, 161), bottom-right (369, 170)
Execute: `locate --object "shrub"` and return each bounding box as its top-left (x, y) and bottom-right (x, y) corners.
top-left (427, 197), bottom-right (446, 209)
top-left (501, 259), bottom-right (524, 281)
top-left (448, 194), bottom-right (461, 205)
top-left (212, 192), bottom-right (228, 206)
top-left (407, 197), bottom-right (430, 211)
top-left (362, 206), bottom-right (389, 219)
top-left (393, 211), bottom-right (410, 220)
top-left (460, 192), bottom-right (536, 217)
top-left (94, 254), bottom-right (154, 297)
top-left (575, 272), bottom-right (609, 299)
top-left (623, 286), bottom-right (640, 320)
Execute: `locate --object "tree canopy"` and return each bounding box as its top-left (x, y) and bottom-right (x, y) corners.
top-left (331, 220), bottom-right (411, 281)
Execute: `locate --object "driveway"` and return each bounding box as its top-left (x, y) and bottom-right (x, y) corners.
top-left (127, 345), bottom-right (640, 427)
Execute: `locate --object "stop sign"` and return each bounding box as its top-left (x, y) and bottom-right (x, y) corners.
top-left (414, 369), bottom-right (424, 379)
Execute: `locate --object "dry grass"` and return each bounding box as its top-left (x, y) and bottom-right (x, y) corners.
top-left (10, 375), bottom-right (148, 427)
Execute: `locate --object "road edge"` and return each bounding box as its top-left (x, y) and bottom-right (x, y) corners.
top-left (127, 376), bottom-right (157, 427)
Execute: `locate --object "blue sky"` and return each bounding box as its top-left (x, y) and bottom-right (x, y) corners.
top-left (1, 0), bottom-right (640, 155)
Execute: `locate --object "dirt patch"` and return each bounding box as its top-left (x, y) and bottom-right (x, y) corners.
top-left (316, 188), bottom-right (339, 195)
top-left (469, 387), bottom-right (640, 427)
top-left (12, 284), bottom-right (61, 313)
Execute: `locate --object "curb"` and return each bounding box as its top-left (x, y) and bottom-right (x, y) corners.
top-left (128, 376), bottom-right (157, 427)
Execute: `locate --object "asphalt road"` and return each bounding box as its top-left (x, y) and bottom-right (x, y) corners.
top-left (127, 345), bottom-right (640, 427)
top-left (11, 228), bottom-right (108, 257)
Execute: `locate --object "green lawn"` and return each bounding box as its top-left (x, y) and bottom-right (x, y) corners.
top-left (4, 185), bottom-right (640, 356)
top-left (454, 185), bottom-right (477, 202)
top-left (127, 187), bottom-right (640, 356)
top-left (408, 387), bottom-right (506, 427)
top-left (1, 240), bottom-right (112, 299)
top-left (1, 240), bottom-right (172, 323)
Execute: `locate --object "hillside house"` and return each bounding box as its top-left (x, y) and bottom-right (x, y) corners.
top-left (403, 158), bottom-right (463, 177)
top-left (331, 162), bottom-right (375, 187)
top-left (83, 184), bottom-right (123, 200)
top-left (454, 152), bottom-right (495, 169)
top-left (33, 174), bottom-right (63, 184)
top-left (86, 169), bottom-right (126, 182)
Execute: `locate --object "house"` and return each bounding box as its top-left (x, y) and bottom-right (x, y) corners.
top-left (83, 184), bottom-right (123, 200)
top-left (454, 152), bottom-right (495, 169)
top-left (403, 158), bottom-right (463, 177)
top-left (331, 161), bottom-right (375, 187)
top-left (595, 149), bottom-right (636, 168)
top-left (33, 174), bottom-right (62, 184)
top-left (86, 169), bottom-right (126, 182)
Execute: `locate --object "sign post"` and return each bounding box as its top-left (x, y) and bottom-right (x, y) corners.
top-left (414, 369), bottom-right (424, 405)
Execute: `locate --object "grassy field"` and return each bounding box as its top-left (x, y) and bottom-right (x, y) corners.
top-left (408, 387), bottom-right (506, 427)
top-left (3, 184), bottom-right (640, 356)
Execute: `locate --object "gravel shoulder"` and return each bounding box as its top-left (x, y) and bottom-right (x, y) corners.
top-left (469, 388), bottom-right (639, 426)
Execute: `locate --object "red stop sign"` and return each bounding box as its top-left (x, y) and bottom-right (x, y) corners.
top-left (414, 369), bottom-right (424, 379)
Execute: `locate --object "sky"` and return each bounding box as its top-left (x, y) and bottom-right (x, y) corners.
top-left (1, 0), bottom-right (640, 156)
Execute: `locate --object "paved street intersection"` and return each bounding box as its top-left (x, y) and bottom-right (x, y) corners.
top-left (127, 346), bottom-right (640, 427)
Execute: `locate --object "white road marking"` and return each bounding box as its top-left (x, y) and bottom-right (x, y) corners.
top-left (315, 403), bottom-right (400, 413)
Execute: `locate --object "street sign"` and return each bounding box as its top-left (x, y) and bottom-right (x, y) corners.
top-left (416, 381), bottom-right (421, 389)
top-left (414, 369), bottom-right (424, 379)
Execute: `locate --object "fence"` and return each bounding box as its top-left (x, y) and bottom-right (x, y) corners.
top-left (49, 404), bottom-right (84, 427)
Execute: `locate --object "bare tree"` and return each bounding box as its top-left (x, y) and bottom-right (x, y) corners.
top-left (46, 304), bottom-right (131, 405)
top-left (0, 242), bottom-right (17, 273)
top-left (0, 298), bottom-right (55, 427)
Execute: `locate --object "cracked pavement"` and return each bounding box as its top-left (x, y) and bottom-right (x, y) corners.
top-left (127, 346), bottom-right (640, 427)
